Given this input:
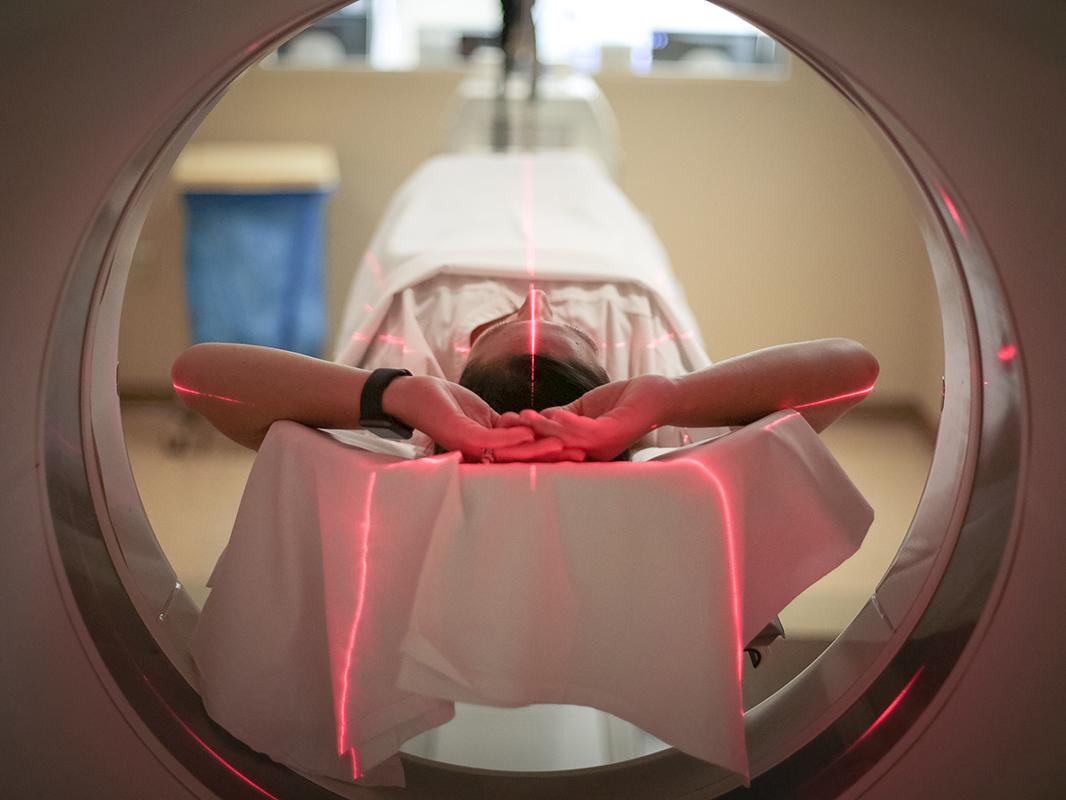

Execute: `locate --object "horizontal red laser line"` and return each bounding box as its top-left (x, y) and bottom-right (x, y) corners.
top-left (172, 381), bottom-right (242, 405)
top-left (791, 383), bottom-right (876, 410)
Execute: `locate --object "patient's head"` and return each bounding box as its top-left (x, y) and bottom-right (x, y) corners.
top-left (460, 287), bottom-right (609, 412)
top-left (459, 353), bottom-right (609, 413)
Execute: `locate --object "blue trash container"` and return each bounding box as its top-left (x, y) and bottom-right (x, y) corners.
top-left (175, 144), bottom-right (338, 357)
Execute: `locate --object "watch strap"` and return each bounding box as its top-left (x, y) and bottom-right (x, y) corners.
top-left (359, 368), bottom-right (414, 439)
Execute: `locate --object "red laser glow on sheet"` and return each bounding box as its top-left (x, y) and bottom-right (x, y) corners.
top-left (843, 666), bottom-right (925, 755)
top-left (684, 461), bottom-right (745, 687)
top-left (763, 412), bottom-right (801, 432)
top-left (172, 381), bottom-right (243, 405)
top-left (791, 383), bottom-right (876, 410)
top-left (529, 465), bottom-right (537, 491)
top-left (998, 343), bottom-right (1017, 362)
top-left (363, 303), bottom-right (375, 314)
top-left (366, 250), bottom-right (386, 289)
top-left (645, 331), bottom-right (676, 350)
top-left (336, 471), bottom-right (378, 780)
top-left (142, 678), bottom-right (283, 800)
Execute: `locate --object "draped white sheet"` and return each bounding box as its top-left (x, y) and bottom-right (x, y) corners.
top-left (191, 411), bottom-right (873, 788)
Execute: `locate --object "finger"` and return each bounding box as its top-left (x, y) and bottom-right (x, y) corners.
top-left (539, 409), bottom-right (604, 437)
top-left (514, 413), bottom-right (571, 442)
top-left (492, 438), bottom-right (565, 462)
top-left (541, 407), bottom-right (580, 422)
top-left (540, 405), bottom-right (578, 420)
top-left (529, 447), bottom-right (587, 463)
top-left (449, 422), bottom-right (535, 450)
top-left (496, 412), bottom-right (527, 428)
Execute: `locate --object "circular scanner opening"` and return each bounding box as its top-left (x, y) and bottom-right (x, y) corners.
top-left (49, 2), bottom-right (1021, 799)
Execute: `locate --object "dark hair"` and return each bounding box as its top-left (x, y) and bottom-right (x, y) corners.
top-left (456, 354), bottom-right (630, 461)
top-left (459, 354), bottom-right (610, 414)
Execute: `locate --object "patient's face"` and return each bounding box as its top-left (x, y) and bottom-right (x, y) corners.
top-left (468, 288), bottom-right (599, 368)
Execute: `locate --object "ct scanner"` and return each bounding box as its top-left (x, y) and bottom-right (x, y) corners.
top-left (2, 1), bottom-right (1064, 798)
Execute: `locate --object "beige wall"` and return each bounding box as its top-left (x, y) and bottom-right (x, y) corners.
top-left (120, 58), bottom-right (943, 424)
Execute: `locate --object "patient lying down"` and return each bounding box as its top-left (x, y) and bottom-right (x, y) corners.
top-left (171, 286), bottom-right (880, 460)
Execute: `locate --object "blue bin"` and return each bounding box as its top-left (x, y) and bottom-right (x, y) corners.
top-left (182, 190), bottom-right (331, 357)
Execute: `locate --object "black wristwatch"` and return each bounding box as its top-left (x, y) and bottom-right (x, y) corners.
top-left (359, 368), bottom-right (414, 440)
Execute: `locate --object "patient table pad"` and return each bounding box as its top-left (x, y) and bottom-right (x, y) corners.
top-left (191, 411), bottom-right (873, 787)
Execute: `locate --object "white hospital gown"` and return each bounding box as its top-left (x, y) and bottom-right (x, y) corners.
top-left (330, 151), bottom-right (725, 453)
top-left (347, 273), bottom-right (717, 453)
top-left (355, 274), bottom-right (700, 384)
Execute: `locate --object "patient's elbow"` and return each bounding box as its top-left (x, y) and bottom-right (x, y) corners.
top-left (170, 343), bottom-right (214, 407)
top-left (837, 338), bottom-right (880, 390)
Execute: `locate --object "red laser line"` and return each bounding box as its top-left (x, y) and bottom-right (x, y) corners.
top-left (142, 678), bottom-right (283, 800)
top-left (763, 412), bottom-right (801, 432)
top-left (529, 284), bottom-right (538, 406)
top-left (366, 250), bottom-right (385, 289)
top-left (172, 381), bottom-right (243, 405)
top-left (683, 461), bottom-right (745, 687)
top-left (844, 666), bottom-right (925, 754)
top-left (791, 383), bottom-right (876, 410)
top-left (336, 471), bottom-right (378, 779)
top-left (936, 184), bottom-right (968, 241)
top-left (521, 157), bottom-right (539, 407)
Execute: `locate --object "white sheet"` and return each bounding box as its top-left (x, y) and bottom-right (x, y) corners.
top-left (332, 152), bottom-right (708, 376)
top-left (331, 151), bottom-right (726, 453)
top-left (191, 411), bottom-right (873, 788)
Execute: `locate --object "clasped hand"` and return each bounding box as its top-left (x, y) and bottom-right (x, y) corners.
top-left (385, 373), bottom-right (675, 463)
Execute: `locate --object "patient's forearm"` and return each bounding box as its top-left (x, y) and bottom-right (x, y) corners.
top-left (663, 339), bottom-right (879, 433)
top-left (171, 343), bottom-right (372, 449)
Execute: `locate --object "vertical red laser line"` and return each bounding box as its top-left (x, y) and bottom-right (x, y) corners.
top-left (529, 284), bottom-right (537, 405)
top-left (336, 471), bottom-right (378, 779)
top-left (366, 250), bottom-right (385, 289)
top-left (522, 157), bottom-right (538, 406)
top-left (685, 461), bottom-right (744, 687)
